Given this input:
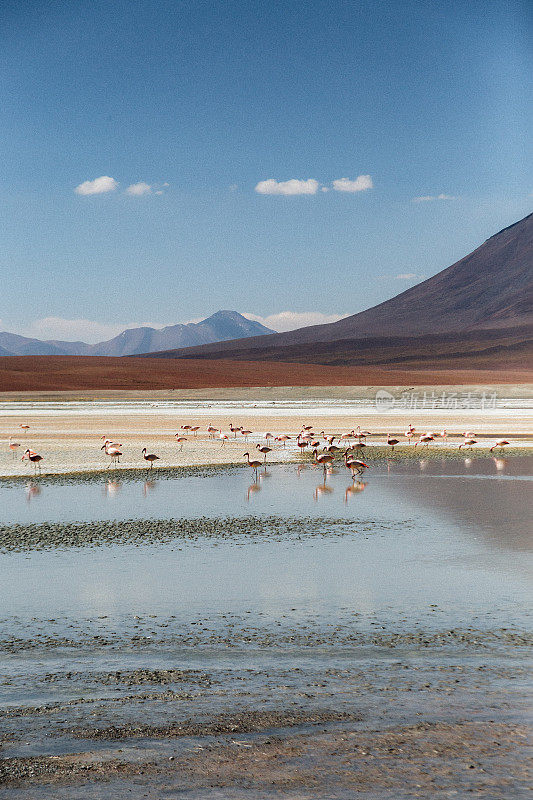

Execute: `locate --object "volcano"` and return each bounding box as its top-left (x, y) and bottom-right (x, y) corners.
top-left (146, 213), bottom-right (533, 367)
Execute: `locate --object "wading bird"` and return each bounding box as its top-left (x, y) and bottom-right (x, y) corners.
top-left (22, 449), bottom-right (43, 474)
top-left (101, 435), bottom-right (122, 447)
top-left (296, 437), bottom-right (308, 453)
top-left (275, 434), bottom-right (291, 447)
top-left (325, 443), bottom-right (341, 454)
top-left (256, 444), bottom-right (272, 462)
top-left (207, 425), bottom-right (218, 439)
top-left (19, 424), bottom-right (30, 434)
top-left (386, 434), bottom-right (400, 451)
top-left (415, 434), bottom-right (434, 447)
top-left (142, 448), bottom-right (160, 469)
top-left (312, 448), bottom-right (334, 475)
top-left (404, 426), bottom-right (415, 444)
top-left (344, 449), bottom-right (368, 478)
top-left (175, 435), bottom-right (187, 450)
top-left (490, 439), bottom-right (510, 452)
top-left (459, 438), bottom-right (477, 450)
top-left (101, 441), bottom-right (122, 466)
top-left (8, 437), bottom-right (20, 458)
top-left (240, 429), bottom-right (252, 442)
top-left (355, 426), bottom-right (371, 441)
top-left (243, 452), bottom-right (262, 477)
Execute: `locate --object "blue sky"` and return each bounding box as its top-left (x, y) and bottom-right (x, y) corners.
top-left (0, 0), bottom-right (531, 341)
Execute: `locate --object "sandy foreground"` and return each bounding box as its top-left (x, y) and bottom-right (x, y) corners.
top-left (0, 385), bottom-right (532, 477)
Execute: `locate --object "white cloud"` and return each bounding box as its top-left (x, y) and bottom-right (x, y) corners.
top-left (74, 176), bottom-right (118, 195)
top-left (332, 175), bottom-right (373, 193)
top-left (394, 273), bottom-right (425, 280)
top-left (242, 311), bottom-right (349, 333)
top-left (412, 193), bottom-right (457, 202)
top-left (255, 178), bottom-right (319, 196)
top-left (125, 181), bottom-right (152, 196)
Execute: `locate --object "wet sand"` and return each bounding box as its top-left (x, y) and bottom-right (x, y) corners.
top-left (0, 628), bottom-right (531, 798)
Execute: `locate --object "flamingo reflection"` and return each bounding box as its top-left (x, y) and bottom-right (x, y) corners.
top-left (143, 479), bottom-right (158, 496)
top-left (25, 482), bottom-right (41, 503)
top-left (344, 480), bottom-right (367, 503)
top-left (246, 481), bottom-right (262, 501)
top-left (493, 457), bottom-right (507, 472)
top-left (314, 480), bottom-right (333, 501)
top-left (104, 479), bottom-right (122, 497)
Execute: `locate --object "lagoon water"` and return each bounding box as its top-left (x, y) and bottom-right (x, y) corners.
top-left (0, 458), bottom-right (531, 634)
top-left (0, 458), bottom-right (531, 797)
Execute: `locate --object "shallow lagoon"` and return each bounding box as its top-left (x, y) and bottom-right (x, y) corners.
top-left (0, 458), bottom-right (531, 798)
top-left (0, 458), bottom-right (531, 630)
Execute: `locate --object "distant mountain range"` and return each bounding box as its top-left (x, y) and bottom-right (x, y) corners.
top-left (0, 311), bottom-right (275, 357)
top-left (145, 212), bottom-right (533, 366)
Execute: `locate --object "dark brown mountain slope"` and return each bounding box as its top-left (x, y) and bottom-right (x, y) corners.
top-left (146, 212), bottom-right (532, 362)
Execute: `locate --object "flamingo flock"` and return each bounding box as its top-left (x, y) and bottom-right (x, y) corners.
top-left (4, 420), bottom-right (523, 478)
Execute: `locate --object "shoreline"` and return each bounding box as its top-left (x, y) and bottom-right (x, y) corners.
top-left (1, 447), bottom-right (532, 482)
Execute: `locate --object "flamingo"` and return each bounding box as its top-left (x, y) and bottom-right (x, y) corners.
top-left (175, 435), bottom-right (187, 450)
top-left (325, 443), bottom-right (341, 454)
top-left (490, 439), bottom-right (509, 452)
top-left (181, 425), bottom-right (191, 433)
top-left (275, 434), bottom-right (291, 447)
top-left (8, 437), bottom-right (20, 459)
top-left (415, 435), bottom-right (434, 447)
top-left (404, 427), bottom-right (415, 444)
top-left (240, 429), bottom-right (252, 442)
top-left (19, 424), bottom-right (30, 434)
top-left (463, 431), bottom-right (477, 439)
top-left (219, 432), bottom-right (229, 446)
top-left (207, 425), bottom-right (218, 439)
top-left (142, 448), bottom-right (160, 469)
top-left (459, 438), bottom-right (477, 450)
top-left (22, 449), bottom-right (43, 474)
top-left (229, 423), bottom-right (242, 438)
top-left (344, 449), bottom-right (368, 478)
top-left (301, 425), bottom-right (313, 432)
top-left (189, 426), bottom-right (200, 436)
top-left (312, 448), bottom-right (334, 474)
top-left (296, 436), bottom-right (308, 453)
top-left (319, 431), bottom-right (335, 445)
top-left (340, 430), bottom-right (356, 442)
top-left (386, 434), bottom-right (400, 451)
top-left (101, 441), bottom-right (122, 466)
top-left (355, 426), bottom-right (371, 441)
top-left (438, 429), bottom-right (447, 443)
top-left (264, 432), bottom-right (273, 444)
top-left (101, 436), bottom-right (122, 447)
top-left (243, 452), bottom-right (262, 477)
top-left (256, 444), bottom-right (272, 462)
